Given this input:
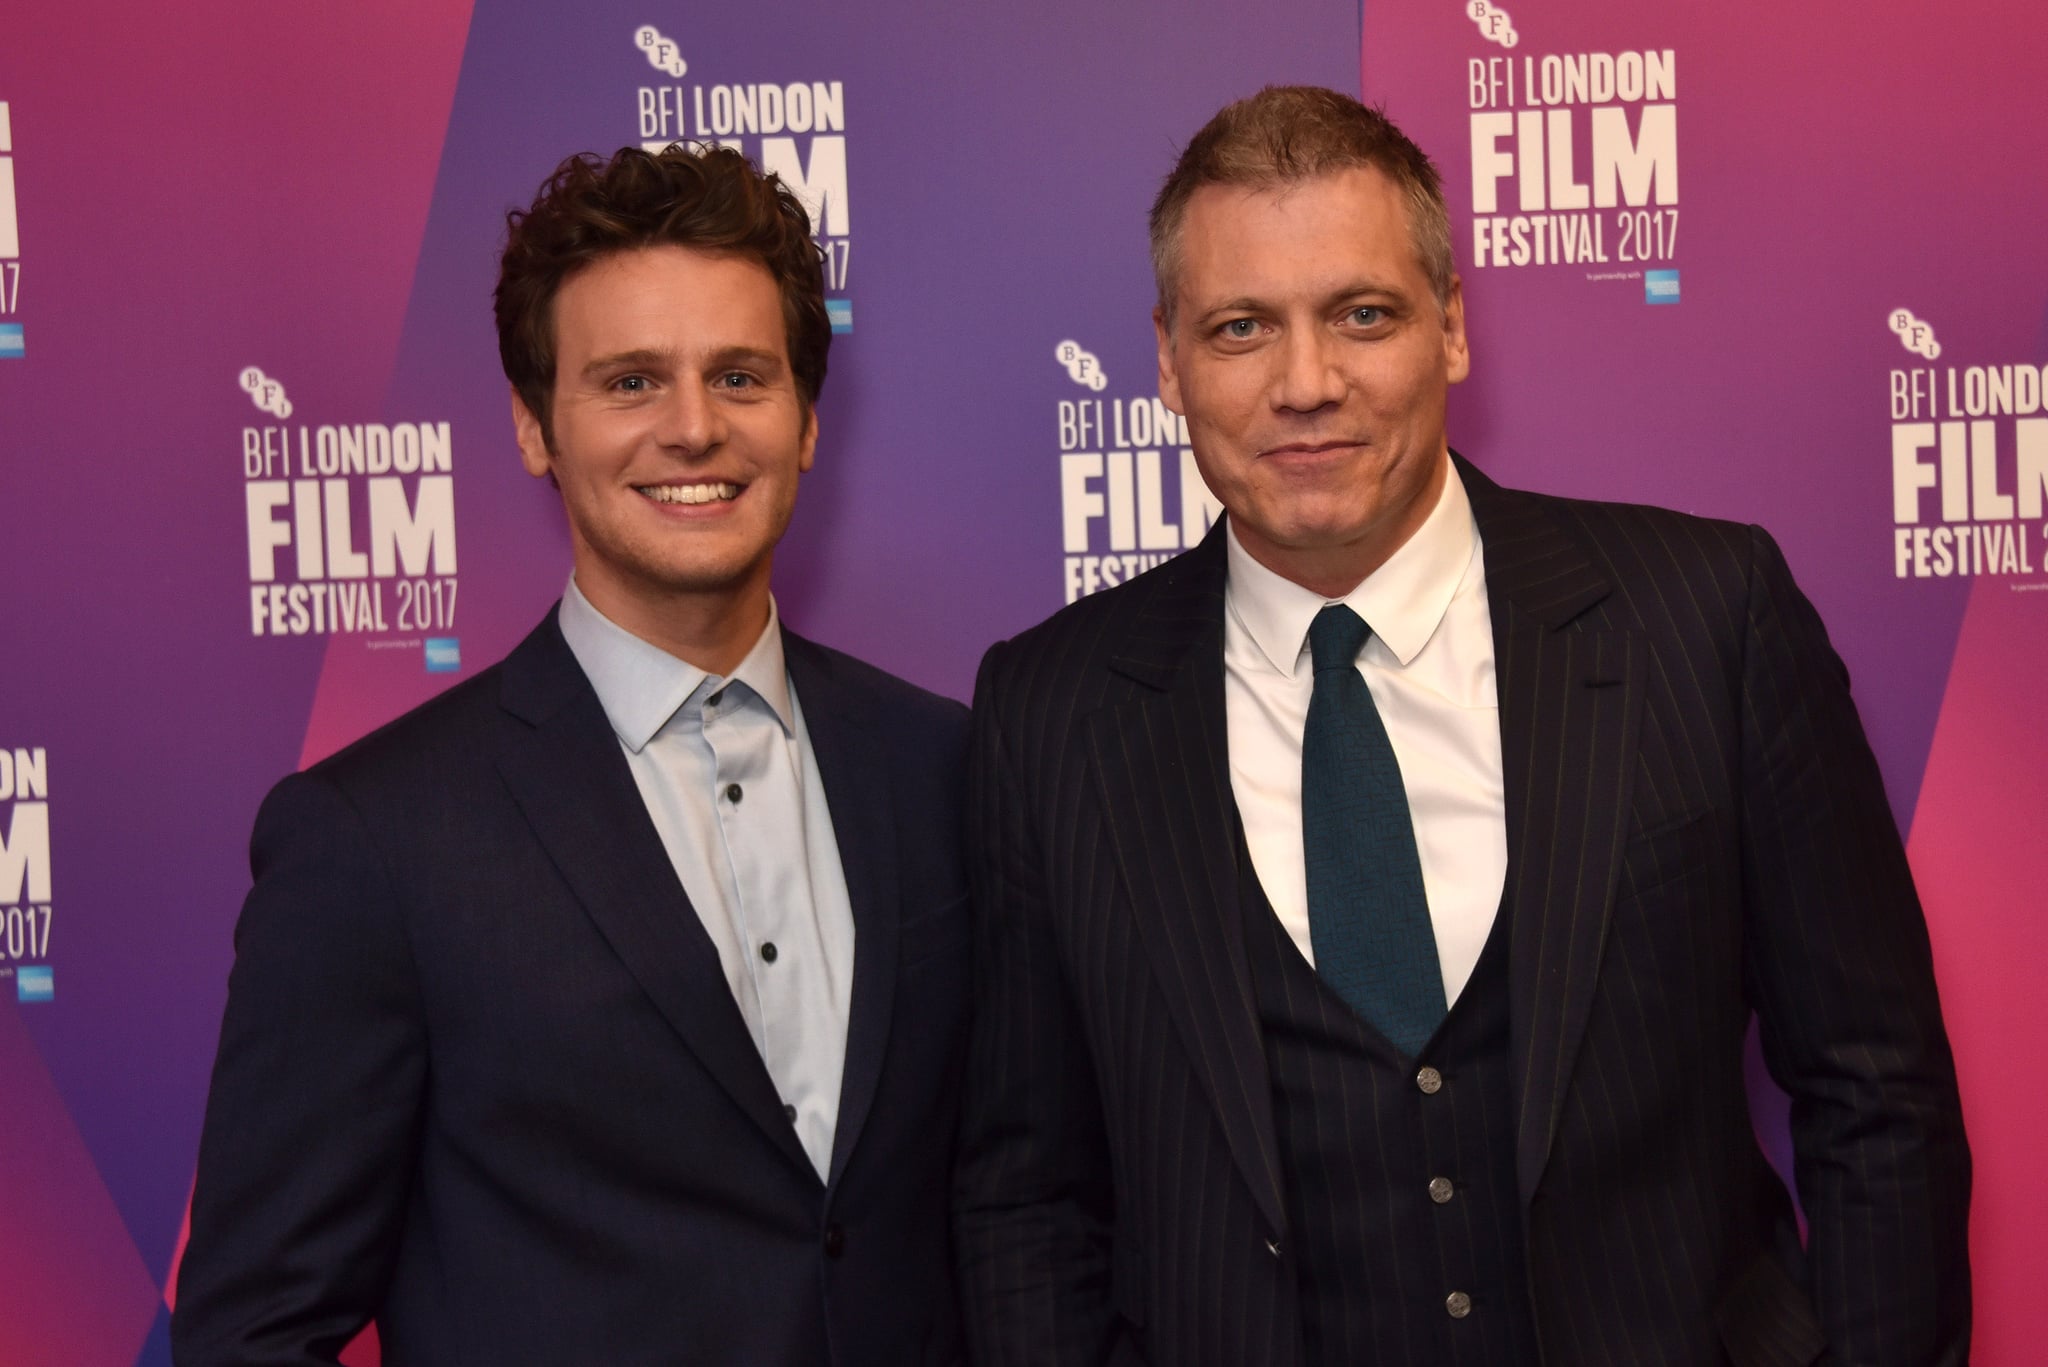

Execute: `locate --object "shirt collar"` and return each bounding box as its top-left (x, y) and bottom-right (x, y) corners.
top-left (557, 578), bottom-right (795, 751)
top-left (1225, 455), bottom-right (1477, 674)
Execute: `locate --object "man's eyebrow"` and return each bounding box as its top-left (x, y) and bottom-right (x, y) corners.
top-left (580, 348), bottom-right (671, 378)
top-left (578, 345), bottom-right (789, 378)
top-left (705, 345), bottom-right (788, 372)
top-left (1193, 281), bottom-right (1409, 324)
top-left (1195, 296), bottom-right (1267, 322)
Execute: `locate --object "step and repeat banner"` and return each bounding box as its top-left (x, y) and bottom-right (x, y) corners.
top-left (0, 0), bottom-right (2041, 1361)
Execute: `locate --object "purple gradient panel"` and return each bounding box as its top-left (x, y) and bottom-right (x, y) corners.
top-left (1363, 0), bottom-right (2048, 826)
top-left (0, 1010), bottom-right (161, 1365)
top-left (1909, 571), bottom-right (2048, 1361)
top-left (0, 0), bottom-right (475, 1282)
top-left (357, 0), bottom-right (1360, 723)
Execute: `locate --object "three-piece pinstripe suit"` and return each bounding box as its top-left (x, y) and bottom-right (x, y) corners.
top-left (956, 455), bottom-right (1969, 1366)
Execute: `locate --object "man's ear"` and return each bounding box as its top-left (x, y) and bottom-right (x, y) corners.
top-left (798, 404), bottom-right (818, 474)
top-left (1154, 307), bottom-right (1185, 415)
top-left (512, 386), bottom-right (554, 478)
top-left (1441, 275), bottom-right (1470, 386)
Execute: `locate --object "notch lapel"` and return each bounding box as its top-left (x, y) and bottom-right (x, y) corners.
top-left (1086, 529), bottom-right (1288, 1235)
top-left (493, 611), bottom-right (817, 1182)
top-left (782, 633), bottom-right (902, 1188)
top-left (1461, 460), bottom-right (1648, 1201)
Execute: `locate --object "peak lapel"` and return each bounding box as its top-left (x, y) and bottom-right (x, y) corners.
top-left (493, 612), bottom-right (817, 1182)
top-left (1461, 461), bottom-right (1648, 1202)
top-left (1086, 527), bottom-right (1288, 1234)
top-left (782, 634), bottom-right (901, 1188)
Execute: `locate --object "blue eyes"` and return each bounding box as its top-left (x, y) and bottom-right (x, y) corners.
top-left (1215, 307), bottom-right (1389, 340)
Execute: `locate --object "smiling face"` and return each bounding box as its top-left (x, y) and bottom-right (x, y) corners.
top-left (514, 244), bottom-right (816, 647)
top-left (1155, 165), bottom-right (1469, 597)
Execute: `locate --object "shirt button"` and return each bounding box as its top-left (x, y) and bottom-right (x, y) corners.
top-left (783, 1103), bottom-right (798, 1124)
top-left (1428, 1176), bottom-right (1454, 1204)
top-left (823, 1223), bottom-right (846, 1258)
top-left (724, 782), bottom-right (743, 804)
top-left (1416, 1066), bottom-right (1444, 1094)
top-left (706, 688), bottom-right (726, 707)
top-left (760, 941), bottom-right (778, 963)
top-left (1446, 1290), bottom-right (1472, 1319)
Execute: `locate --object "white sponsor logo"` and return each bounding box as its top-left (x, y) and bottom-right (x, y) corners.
top-left (1468, 0), bottom-right (1519, 49)
top-left (1889, 308), bottom-right (1941, 360)
top-left (634, 26), bottom-right (688, 79)
top-left (240, 366), bottom-right (293, 419)
top-left (1055, 339), bottom-right (1108, 391)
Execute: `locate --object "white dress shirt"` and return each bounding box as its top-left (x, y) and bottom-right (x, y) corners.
top-left (1223, 459), bottom-right (1508, 1006)
top-left (558, 579), bottom-right (855, 1178)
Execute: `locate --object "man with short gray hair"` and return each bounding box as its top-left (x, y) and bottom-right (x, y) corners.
top-left (957, 85), bottom-right (1968, 1367)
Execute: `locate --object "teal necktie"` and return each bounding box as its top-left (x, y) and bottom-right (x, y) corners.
top-left (1301, 604), bottom-right (1446, 1056)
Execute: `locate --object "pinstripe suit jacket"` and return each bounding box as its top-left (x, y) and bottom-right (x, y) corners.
top-left (956, 456), bottom-right (1968, 1367)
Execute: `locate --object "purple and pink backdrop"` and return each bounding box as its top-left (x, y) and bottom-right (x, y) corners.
top-left (1, 2), bottom-right (2042, 1362)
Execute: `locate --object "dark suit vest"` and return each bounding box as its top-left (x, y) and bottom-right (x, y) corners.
top-left (1237, 822), bottom-right (1543, 1367)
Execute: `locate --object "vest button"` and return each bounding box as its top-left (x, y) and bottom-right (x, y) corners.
top-left (824, 1223), bottom-right (846, 1258)
top-left (1428, 1176), bottom-right (1454, 1204)
top-left (1445, 1290), bottom-right (1472, 1319)
top-left (1416, 1065), bottom-right (1444, 1094)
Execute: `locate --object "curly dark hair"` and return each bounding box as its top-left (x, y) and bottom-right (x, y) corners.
top-left (496, 144), bottom-right (830, 441)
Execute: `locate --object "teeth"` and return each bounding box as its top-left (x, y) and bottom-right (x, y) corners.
top-left (640, 482), bottom-right (740, 505)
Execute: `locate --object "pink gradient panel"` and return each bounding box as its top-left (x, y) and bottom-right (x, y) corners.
top-left (1908, 577), bottom-right (2048, 1363)
top-left (0, 1013), bottom-right (160, 1365)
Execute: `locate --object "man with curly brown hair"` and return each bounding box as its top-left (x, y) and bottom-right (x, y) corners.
top-left (175, 145), bottom-right (970, 1367)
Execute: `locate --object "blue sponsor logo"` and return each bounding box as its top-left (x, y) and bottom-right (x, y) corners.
top-left (0, 324), bottom-right (23, 358)
top-left (17, 965), bottom-right (52, 1002)
top-left (826, 299), bottom-right (852, 334)
top-left (1645, 270), bottom-right (1680, 305)
top-left (424, 638), bottom-right (461, 673)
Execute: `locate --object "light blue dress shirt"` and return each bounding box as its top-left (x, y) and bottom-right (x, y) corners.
top-left (558, 579), bottom-right (855, 1179)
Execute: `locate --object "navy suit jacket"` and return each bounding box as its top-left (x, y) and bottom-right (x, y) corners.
top-left (175, 608), bottom-right (972, 1366)
top-left (956, 457), bottom-right (1969, 1367)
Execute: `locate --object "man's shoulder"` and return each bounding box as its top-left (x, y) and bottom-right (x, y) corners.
top-left (1470, 461), bottom-right (1765, 595)
top-left (300, 612), bottom-right (566, 800)
top-left (783, 630), bottom-right (969, 741)
top-left (982, 535), bottom-right (1215, 683)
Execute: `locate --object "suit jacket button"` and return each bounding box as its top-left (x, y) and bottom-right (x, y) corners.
top-left (1445, 1290), bottom-right (1472, 1319)
top-left (1265, 1236), bottom-right (1282, 1258)
top-left (1416, 1066), bottom-right (1444, 1094)
top-left (824, 1223), bottom-right (846, 1259)
top-left (1428, 1176), bottom-right (1454, 1204)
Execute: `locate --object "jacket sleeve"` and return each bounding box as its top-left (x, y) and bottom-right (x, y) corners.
top-left (172, 771), bottom-right (427, 1367)
top-left (954, 643), bottom-right (1142, 1367)
top-left (1737, 524), bottom-right (1972, 1366)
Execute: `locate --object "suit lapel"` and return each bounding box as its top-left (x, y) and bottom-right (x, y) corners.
top-left (782, 632), bottom-right (901, 1188)
top-left (1087, 527), bottom-right (1289, 1235)
top-left (1461, 459), bottom-right (1648, 1201)
top-left (493, 610), bottom-right (817, 1182)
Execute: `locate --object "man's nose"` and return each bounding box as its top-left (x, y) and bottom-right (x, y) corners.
top-left (654, 381), bottom-right (728, 455)
top-left (1272, 327), bottom-right (1348, 415)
